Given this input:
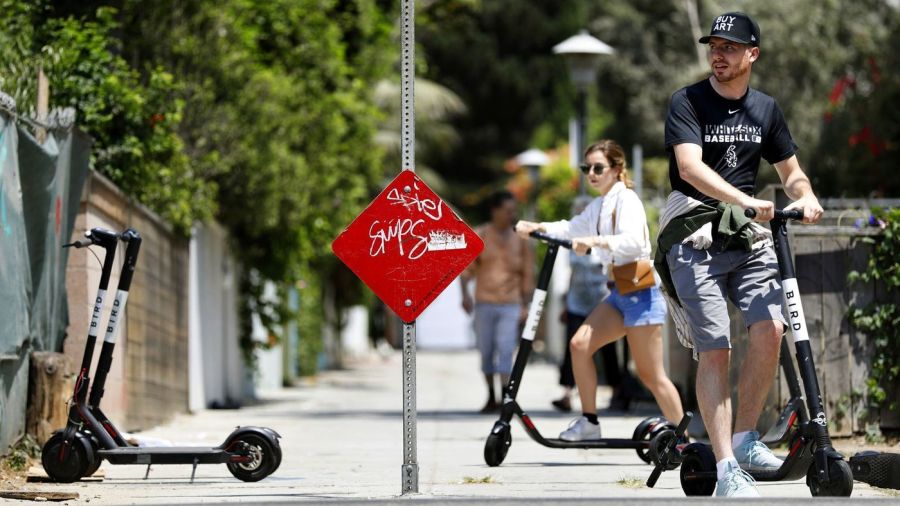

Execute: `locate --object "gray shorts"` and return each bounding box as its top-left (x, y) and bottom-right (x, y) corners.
top-left (473, 302), bottom-right (520, 375)
top-left (666, 242), bottom-right (786, 352)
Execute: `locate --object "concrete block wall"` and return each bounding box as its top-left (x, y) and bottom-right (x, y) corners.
top-left (64, 171), bottom-right (188, 431)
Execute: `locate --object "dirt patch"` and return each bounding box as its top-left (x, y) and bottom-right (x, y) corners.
top-left (1, 435), bottom-right (41, 494)
top-left (0, 455), bottom-right (31, 492)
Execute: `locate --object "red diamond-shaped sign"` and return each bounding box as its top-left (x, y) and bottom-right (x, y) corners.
top-left (332, 171), bottom-right (484, 322)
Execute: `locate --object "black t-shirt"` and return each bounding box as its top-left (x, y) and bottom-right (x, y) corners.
top-left (665, 78), bottom-right (797, 205)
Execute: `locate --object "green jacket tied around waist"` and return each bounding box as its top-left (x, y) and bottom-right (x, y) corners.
top-left (654, 202), bottom-right (756, 306)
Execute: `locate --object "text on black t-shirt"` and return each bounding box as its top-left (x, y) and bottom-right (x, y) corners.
top-left (664, 78), bottom-right (797, 205)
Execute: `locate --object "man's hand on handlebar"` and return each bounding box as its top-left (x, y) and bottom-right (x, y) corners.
top-left (783, 195), bottom-right (824, 224)
top-left (740, 197), bottom-right (775, 222)
top-left (514, 220), bottom-right (543, 239)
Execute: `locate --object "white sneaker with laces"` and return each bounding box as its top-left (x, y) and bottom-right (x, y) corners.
top-left (734, 431), bottom-right (784, 471)
top-left (716, 461), bottom-right (760, 497)
top-left (558, 416), bottom-right (602, 441)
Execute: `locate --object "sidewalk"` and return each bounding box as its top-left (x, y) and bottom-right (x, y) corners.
top-left (22, 349), bottom-right (898, 504)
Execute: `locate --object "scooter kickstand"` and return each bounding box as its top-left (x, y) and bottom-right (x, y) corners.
top-left (144, 464), bottom-right (151, 480)
top-left (190, 457), bottom-right (199, 483)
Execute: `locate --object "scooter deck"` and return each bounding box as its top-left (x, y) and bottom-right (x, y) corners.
top-left (528, 436), bottom-right (648, 450)
top-left (516, 413), bottom-right (648, 450)
top-left (99, 446), bottom-right (231, 465)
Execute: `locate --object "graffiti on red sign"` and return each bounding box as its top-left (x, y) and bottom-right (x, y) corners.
top-left (366, 182), bottom-right (467, 261)
top-left (332, 170), bottom-right (483, 322)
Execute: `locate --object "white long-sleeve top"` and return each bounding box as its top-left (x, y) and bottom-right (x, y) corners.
top-left (541, 182), bottom-right (651, 268)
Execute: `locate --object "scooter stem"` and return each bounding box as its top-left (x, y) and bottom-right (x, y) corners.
top-left (504, 243), bottom-right (560, 402)
top-left (770, 215), bottom-right (838, 481)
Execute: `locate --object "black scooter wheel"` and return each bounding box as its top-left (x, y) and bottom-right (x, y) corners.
top-left (82, 436), bottom-right (102, 477)
top-left (806, 458), bottom-right (854, 497)
top-left (226, 433), bottom-right (278, 482)
top-left (270, 441), bottom-right (283, 473)
top-left (41, 433), bottom-right (92, 483)
top-left (680, 444), bottom-right (716, 496)
top-left (632, 416), bottom-right (670, 464)
top-left (484, 427), bottom-right (511, 467)
top-left (648, 429), bottom-right (681, 470)
top-left (254, 427), bottom-right (282, 473)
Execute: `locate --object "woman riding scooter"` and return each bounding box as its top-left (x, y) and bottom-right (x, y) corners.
top-left (516, 139), bottom-right (684, 441)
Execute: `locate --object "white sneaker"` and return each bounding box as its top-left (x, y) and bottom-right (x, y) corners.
top-left (734, 431), bottom-right (783, 471)
top-left (559, 416), bottom-right (602, 441)
top-left (716, 461), bottom-right (760, 497)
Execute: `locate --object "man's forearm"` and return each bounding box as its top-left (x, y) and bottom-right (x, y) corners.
top-left (681, 159), bottom-right (750, 206)
top-left (783, 171), bottom-right (815, 201)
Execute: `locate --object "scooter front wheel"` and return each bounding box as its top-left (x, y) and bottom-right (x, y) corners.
top-left (82, 435), bottom-right (102, 477)
top-left (680, 443), bottom-right (716, 496)
top-left (806, 458), bottom-right (854, 497)
top-left (226, 432), bottom-right (278, 482)
top-left (41, 432), bottom-right (93, 483)
top-left (484, 425), bottom-right (511, 467)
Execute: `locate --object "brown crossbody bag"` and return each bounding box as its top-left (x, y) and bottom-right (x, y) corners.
top-left (608, 197), bottom-right (656, 295)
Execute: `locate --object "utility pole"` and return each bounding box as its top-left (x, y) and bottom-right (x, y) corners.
top-left (36, 65), bottom-right (49, 143)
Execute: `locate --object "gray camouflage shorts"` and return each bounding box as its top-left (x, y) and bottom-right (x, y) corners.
top-left (665, 241), bottom-right (786, 353)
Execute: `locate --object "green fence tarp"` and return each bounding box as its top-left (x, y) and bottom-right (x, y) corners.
top-left (1, 108), bottom-right (90, 451)
top-left (18, 121), bottom-right (91, 353)
top-left (0, 112), bottom-right (31, 357)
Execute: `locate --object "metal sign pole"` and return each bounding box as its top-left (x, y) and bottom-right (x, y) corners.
top-left (399, 0), bottom-right (418, 495)
top-left (401, 319), bottom-right (418, 494)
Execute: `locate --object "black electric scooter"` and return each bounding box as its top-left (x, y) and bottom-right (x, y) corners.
top-left (483, 231), bottom-right (677, 467)
top-left (646, 208), bottom-right (854, 496)
top-left (42, 227), bottom-right (282, 483)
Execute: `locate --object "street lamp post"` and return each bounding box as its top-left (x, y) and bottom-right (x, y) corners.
top-left (553, 30), bottom-right (614, 192)
top-left (515, 148), bottom-right (550, 221)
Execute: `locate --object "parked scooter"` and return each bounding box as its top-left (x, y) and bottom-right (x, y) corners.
top-left (42, 227), bottom-right (282, 483)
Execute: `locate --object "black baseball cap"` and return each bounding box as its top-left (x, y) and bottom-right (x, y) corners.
top-left (699, 12), bottom-right (760, 47)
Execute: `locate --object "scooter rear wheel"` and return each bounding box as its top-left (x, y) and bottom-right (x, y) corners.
top-left (41, 432), bottom-right (93, 483)
top-left (632, 416), bottom-right (671, 464)
top-left (226, 433), bottom-right (278, 482)
top-left (680, 444), bottom-right (716, 496)
top-left (806, 458), bottom-right (854, 497)
top-left (256, 427), bottom-right (282, 472)
top-left (484, 426), bottom-right (511, 467)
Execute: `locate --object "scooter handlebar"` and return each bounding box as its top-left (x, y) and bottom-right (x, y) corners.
top-left (62, 239), bottom-right (92, 248)
top-left (744, 208), bottom-right (805, 221)
top-left (528, 230), bottom-right (591, 254)
top-left (119, 227), bottom-right (142, 242)
top-left (62, 227), bottom-right (121, 249)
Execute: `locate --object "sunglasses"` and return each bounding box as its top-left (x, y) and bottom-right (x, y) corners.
top-left (579, 163), bottom-right (609, 175)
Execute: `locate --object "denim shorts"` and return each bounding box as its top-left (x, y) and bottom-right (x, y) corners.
top-left (604, 285), bottom-right (667, 327)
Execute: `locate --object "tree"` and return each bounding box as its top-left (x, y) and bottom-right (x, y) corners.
top-left (417, 0), bottom-right (900, 203)
top-left (3, 0), bottom-right (401, 371)
top-left (417, 0), bottom-right (590, 197)
top-left (0, 1), bottom-right (215, 232)
top-left (113, 0), bottom-right (399, 368)
top-left (807, 1), bottom-right (900, 196)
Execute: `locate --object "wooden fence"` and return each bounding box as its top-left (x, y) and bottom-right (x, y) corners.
top-left (65, 171), bottom-right (189, 431)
